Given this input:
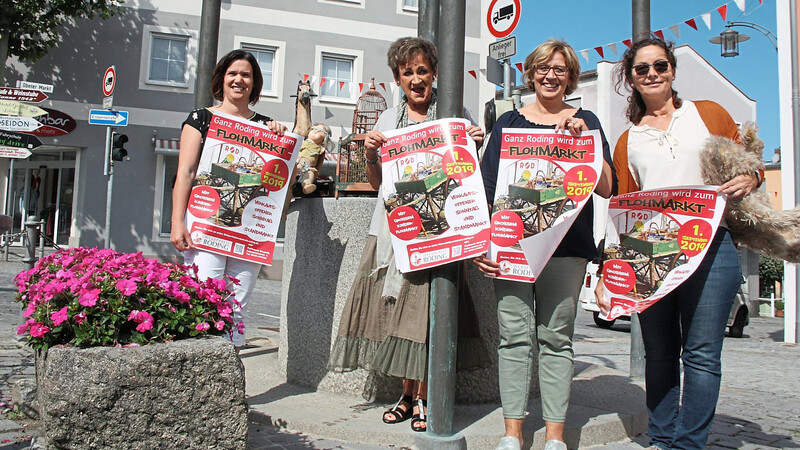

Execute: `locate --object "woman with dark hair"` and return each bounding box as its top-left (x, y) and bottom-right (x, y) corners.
top-left (599, 37), bottom-right (762, 449)
top-left (474, 39), bottom-right (614, 450)
top-left (328, 36), bottom-right (487, 432)
top-left (171, 49), bottom-right (286, 351)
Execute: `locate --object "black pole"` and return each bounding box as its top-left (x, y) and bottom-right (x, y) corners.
top-left (417, 0), bottom-right (439, 50)
top-left (195, 0), bottom-right (221, 109)
top-left (629, 0), bottom-right (650, 381)
top-left (416, 0), bottom-right (465, 448)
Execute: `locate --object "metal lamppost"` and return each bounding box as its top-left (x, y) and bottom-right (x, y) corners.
top-left (709, 21), bottom-right (778, 57)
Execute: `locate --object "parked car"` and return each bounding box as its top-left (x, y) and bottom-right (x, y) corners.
top-left (578, 263), bottom-right (750, 338)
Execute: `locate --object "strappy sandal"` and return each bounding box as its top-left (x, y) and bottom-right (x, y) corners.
top-left (382, 394), bottom-right (413, 424)
top-left (411, 398), bottom-right (427, 432)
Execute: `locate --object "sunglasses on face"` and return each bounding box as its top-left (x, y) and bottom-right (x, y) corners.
top-left (535, 65), bottom-right (568, 76)
top-left (632, 60), bottom-right (671, 76)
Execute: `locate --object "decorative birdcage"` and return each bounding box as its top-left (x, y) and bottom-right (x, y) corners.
top-left (337, 79), bottom-right (387, 196)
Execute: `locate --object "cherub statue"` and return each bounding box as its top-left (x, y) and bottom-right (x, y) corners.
top-left (295, 123), bottom-right (332, 194)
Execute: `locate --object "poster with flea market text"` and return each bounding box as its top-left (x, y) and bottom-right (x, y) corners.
top-left (599, 186), bottom-right (725, 320)
top-left (380, 118), bottom-right (490, 272)
top-left (489, 128), bottom-right (603, 282)
top-left (185, 112), bottom-right (302, 265)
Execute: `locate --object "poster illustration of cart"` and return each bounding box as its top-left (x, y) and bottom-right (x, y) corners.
top-left (489, 128), bottom-right (603, 282)
top-left (600, 186), bottom-right (726, 320)
top-left (185, 112), bottom-right (302, 265)
top-left (380, 118), bottom-right (490, 273)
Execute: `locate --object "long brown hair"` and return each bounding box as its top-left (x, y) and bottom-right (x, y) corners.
top-left (615, 37), bottom-right (682, 124)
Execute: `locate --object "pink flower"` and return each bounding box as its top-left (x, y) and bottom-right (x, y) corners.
top-left (78, 288), bottom-right (101, 307)
top-left (51, 307), bottom-right (69, 326)
top-left (195, 322), bottom-right (210, 331)
top-left (115, 279), bottom-right (138, 296)
top-left (136, 319), bottom-right (153, 332)
top-left (23, 302), bottom-right (37, 318)
top-left (217, 303), bottom-right (233, 318)
top-left (235, 322), bottom-right (245, 334)
top-left (74, 312), bottom-right (86, 324)
top-left (214, 320), bottom-right (225, 331)
top-left (29, 323), bottom-right (51, 338)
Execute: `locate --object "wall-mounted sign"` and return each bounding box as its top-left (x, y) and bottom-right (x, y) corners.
top-left (29, 108), bottom-right (77, 137)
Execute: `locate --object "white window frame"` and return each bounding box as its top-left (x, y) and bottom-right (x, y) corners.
top-left (318, 0), bottom-right (365, 9)
top-left (314, 46), bottom-right (363, 106)
top-left (139, 25), bottom-right (198, 93)
top-left (397, 0), bottom-right (419, 14)
top-left (152, 151), bottom-right (179, 241)
top-left (234, 36), bottom-right (286, 103)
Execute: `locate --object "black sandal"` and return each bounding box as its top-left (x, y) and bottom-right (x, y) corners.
top-left (411, 398), bottom-right (427, 432)
top-left (382, 394), bottom-right (413, 424)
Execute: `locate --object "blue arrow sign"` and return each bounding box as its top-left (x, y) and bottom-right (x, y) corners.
top-left (88, 109), bottom-right (129, 126)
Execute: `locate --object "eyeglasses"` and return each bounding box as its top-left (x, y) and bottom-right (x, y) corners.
top-left (632, 60), bottom-right (671, 76)
top-left (535, 65), bottom-right (568, 76)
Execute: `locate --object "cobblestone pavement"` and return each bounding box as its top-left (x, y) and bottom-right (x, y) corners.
top-left (0, 249), bottom-right (798, 449)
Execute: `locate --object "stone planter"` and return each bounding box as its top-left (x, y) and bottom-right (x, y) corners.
top-left (36, 337), bottom-right (247, 449)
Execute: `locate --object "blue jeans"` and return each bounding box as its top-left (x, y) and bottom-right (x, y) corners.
top-left (639, 228), bottom-right (740, 450)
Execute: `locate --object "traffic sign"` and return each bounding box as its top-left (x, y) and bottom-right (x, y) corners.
top-left (88, 109), bottom-right (128, 126)
top-left (0, 130), bottom-right (42, 150)
top-left (0, 116), bottom-right (42, 132)
top-left (15, 81), bottom-right (54, 93)
top-left (0, 87), bottom-right (48, 103)
top-left (0, 147), bottom-right (32, 159)
top-left (19, 103), bottom-right (47, 117)
top-left (486, 56), bottom-right (517, 86)
top-left (103, 66), bottom-right (116, 97)
top-left (0, 100), bottom-right (20, 116)
top-left (103, 96), bottom-right (114, 110)
top-left (487, 0), bottom-right (521, 38)
top-left (489, 36), bottom-right (517, 60)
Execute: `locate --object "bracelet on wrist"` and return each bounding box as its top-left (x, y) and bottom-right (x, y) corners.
top-left (366, 156), bottom-right (379, 165)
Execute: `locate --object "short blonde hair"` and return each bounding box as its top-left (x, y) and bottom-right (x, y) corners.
top-left (522, 40), bottom-right (581, 97)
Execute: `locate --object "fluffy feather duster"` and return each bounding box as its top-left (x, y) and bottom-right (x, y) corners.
top-left (700, 122), bottom-right (800, 262)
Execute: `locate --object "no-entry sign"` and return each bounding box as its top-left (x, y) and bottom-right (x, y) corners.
top-left (487, 0), bottom-right (521, 38)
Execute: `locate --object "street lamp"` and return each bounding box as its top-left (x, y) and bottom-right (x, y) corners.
top-left (709, 21), bottom-right (778, 57)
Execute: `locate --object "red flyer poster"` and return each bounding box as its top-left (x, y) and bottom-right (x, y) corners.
top-left (380, 118), bottom-right (490, 273)
top-left (488, 128), bottom-right (603, 282)
top-left (600, 186), bottom-right (726, 320)
top-left (185, 112), bottom-right (302, 265)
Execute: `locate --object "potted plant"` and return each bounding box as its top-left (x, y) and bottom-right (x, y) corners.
top-left (15, 247), bottom-right (248, 449)
top-left (776, 300), bottom-right (785, 318)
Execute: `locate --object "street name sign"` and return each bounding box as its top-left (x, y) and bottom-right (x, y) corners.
top-left (15, 81), bottom-right (54, 93)
top-left (0, 87), bottom-right (48, 103)
top-left (0, 147), bottom-right (33, 159)
top-left (88, 109), bottom-right (128, 126)
top-left (0, 116), bottom-right (42, 132)
top-left (0, 100), bottom-right (20, 116)
top-left (489, 36), bottom-right (517, 60)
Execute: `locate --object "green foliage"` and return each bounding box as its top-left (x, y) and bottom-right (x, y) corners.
top-left (759, 254), bottom-right (784, 295)
top-left (1, 0), bottom-right (123, 62)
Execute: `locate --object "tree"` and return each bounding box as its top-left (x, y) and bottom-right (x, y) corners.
top-left (0, 0), bottom-right (122, 81)
top-left (759, 254), bottom-right (784, 296)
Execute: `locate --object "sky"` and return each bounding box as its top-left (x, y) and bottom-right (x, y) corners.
top-left (506, 0), bottom-right (779, 160)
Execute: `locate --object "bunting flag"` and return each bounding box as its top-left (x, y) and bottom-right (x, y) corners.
top-left (303, 73), bottom-right (310, 83)
top-left (685, 18), bottom-right (698, 30)
top-left (654, 29), bottom-right (665, 41)
top-left (339, 81), bottom-right (346, 91)
top-left (479, 68), bottom-right (487, 77)
top-left (669, 24), bottom-right (681, 39)
top-left (608, 42), bottom-right (618, 56)
top-left (734, 0), bottom-right (746, 12)
top-left (623, 39), bottom-right (633, 48)
top-left (717, 4), bottom-right (727, 21)
top-left (379, 82), bottom-right (386, 91)
top-left (701, 12), bottom-right (712, 30)
top-left (515, 62), bottom-right (524, 73)
top-left (358, 82), bottom-right (364, 92)
top-left (320, 77), bottom-right (327, 88)
top-left (594, 46), bottom-right (604, 58)
top-left (580, 49), bottom-right (590, 63)
top-left (468, 70), bottom-right (477, 79)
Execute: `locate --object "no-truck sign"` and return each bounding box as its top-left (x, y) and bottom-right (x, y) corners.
top-left (103, 66), bottom-right (116, 97)
top-left (487, 0), bottom-right (521, 38)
